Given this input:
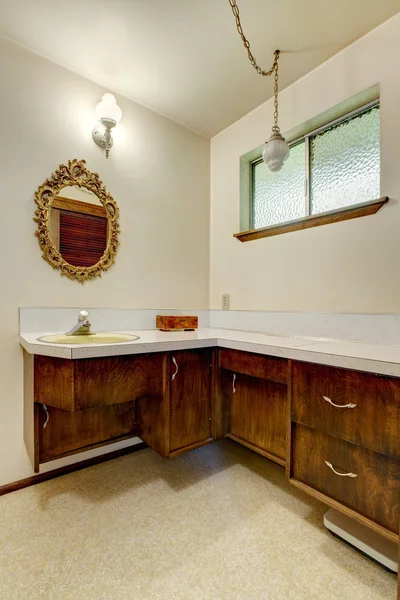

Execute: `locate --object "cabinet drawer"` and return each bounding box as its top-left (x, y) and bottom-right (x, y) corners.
top-left (291, 423), bottom-right (400, 534)
top-left (34, 353), bottom-right (164, 411)
top-left (291, 361), bottom-right (400, 459)
top-left (219, 349), bottom-right (287, 385)
top-left (39, 402), bottom-right (136, 462)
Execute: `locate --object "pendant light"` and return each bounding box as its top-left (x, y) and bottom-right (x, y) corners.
top-left (228, 1), bottom-right (290, 172)
top-left (262, 51), bottom-right (290, 172)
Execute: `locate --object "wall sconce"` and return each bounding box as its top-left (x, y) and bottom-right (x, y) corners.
top-left (92, 93), bottom-right (122, 159)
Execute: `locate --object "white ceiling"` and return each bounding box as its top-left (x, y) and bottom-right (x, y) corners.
top-left (1, 0), bottom-right (399, 137)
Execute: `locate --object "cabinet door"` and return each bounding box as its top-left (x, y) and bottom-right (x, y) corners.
top-left (169, 349), bottom-right (212, 454)
top-left (38, 402), bottom-right (136, 462)
top-left (229, 372), bottom-right (287, 464)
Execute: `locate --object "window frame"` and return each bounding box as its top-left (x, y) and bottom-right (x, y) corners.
top-left (249, 99), bottom-right (381, 232)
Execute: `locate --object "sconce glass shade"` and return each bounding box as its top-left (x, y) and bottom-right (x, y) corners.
top-left (94, 93), bottom-right (122, 126)
top-left (262, 126), bottom-right (290, 172)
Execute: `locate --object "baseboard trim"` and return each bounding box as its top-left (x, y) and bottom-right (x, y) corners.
top-left (0, 442), bottom-right (147, 497)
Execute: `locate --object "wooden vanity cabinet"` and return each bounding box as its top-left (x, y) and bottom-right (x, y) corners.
top-left (218, 349), bottom-right (288, 465)
top-left (31, 352), bottom-right (166, 467)
top-left (27, 348), bottom-right (214, 470)
top-left (26, 351), bottom-right (165, 469)
top-left (288, 360), bottom-right (400, 541)
top-left (26, 344), bottom-right (400, 545)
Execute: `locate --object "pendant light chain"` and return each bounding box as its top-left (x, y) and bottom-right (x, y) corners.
top-left (228, 0), bottom-right (280, 78)
top-left (228, 0), bottom-right (289, 172)
top-left (273, 57), bottom-right (279, 129)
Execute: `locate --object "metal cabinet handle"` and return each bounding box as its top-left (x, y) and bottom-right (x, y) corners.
top-left (325, 460), bottom-right (357, 478)
top-left (42, 404), bottom-right (49, 429)
top-left (232, 373), bottom-right (236, 394)
top-left (323, 396), bottom-right (357, 409)
top-left (171, 356), bottom-right (179, 381)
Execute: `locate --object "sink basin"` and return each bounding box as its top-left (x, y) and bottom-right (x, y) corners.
top-left (37, 333), bottom-right (140, 345)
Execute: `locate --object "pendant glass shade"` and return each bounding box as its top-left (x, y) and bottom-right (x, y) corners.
top-left (262, 126), bottom-right (290, 172)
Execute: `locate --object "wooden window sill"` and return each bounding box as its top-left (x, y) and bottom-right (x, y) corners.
top-left (234, 197), bottom-right (389, 243)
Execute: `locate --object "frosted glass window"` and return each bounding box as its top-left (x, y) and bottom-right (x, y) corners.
top-left (252, 141), bottom-right (306, 229)
top-left (310, 106), bottom-right (380, 214)
top-left (251, 103), bottom-right (380, 230)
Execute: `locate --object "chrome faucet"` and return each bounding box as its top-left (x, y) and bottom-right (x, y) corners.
top-left (65, 310), bottom-right (93, 336)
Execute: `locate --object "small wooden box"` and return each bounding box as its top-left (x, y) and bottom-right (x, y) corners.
top-left (156, 315), bottom-right (198, 331)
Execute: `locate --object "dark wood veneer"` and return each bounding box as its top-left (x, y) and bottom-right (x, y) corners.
top-left (230, 373), bottom-right (287, 462)
top-left (34, 356), bottom-right (75, 411)
top-left (213, 356), bottom-right (232, 441)
top-left (39, 402), bottom-right (136, 462)
top-left (136, 354), bottom-right (170, 458)
top-left (169, 349), bottom-right (212, 453)
top-left (291, 361), bottom-right (400, 460)
top-left (219, 348), bottom-right (288, 385)
top-left (291, 423), bottom-right (400, 535)
top-left (218, 349), bottom-right (288, 465)
top-left (34, 353), bottom-right (164, 411)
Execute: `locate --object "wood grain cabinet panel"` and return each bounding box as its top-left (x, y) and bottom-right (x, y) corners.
top-left (291, 423), bottom-right (400, 534)
top-left (219, 349), bottom-right (288, 385)
top-left (135, 354), bottom-right (170, 459)
top-left (39, 402), bottom-right (136, 462)
top-left (34, 356), bottom-right (75, 411)
top-left (135, 393), bottom-right (168, 458)
top-left (291, 361), bottom-right (400, 459)
top-left (228, 373), bottom-right (287, 464)
top-left (169, 349), bottom-right (212, 455)
top-left (34, 354), bottom-right (164, 411)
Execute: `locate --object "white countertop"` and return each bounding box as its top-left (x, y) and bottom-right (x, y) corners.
top-left (18, 328), bottom-right (400, 377)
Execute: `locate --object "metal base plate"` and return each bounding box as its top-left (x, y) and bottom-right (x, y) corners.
top-left (92, 125), bottom-right (113, 150)
top-left (324, 509), bottom-right (398, 574)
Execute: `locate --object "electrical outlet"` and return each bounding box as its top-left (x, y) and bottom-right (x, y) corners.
top-left (222, 294), bottom-right (230, 310)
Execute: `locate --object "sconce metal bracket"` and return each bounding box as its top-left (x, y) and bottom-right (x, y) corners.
top-left (92, 125), bottom-right (114, 159)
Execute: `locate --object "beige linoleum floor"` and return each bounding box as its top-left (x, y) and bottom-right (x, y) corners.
top-left (0, 440), bottom-right (396, 600)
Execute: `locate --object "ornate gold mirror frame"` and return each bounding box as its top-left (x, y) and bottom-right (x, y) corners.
top-left (34, 159), bottom-right (119, 283)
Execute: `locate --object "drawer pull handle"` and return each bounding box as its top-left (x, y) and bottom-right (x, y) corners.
top-left (42, 404), bottom-right (49, 429)
top-left (171, 356), bottom-right (179, 381)
top-left (232, 373), bottom-right (236, 394)
top-left (323, 396), bottom-right (357, 409)
top-left (325, 460), bottom-right (358, 478)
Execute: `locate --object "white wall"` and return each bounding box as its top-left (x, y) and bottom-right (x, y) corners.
top-left (0, 38), bottom-right (210, 486)
top-left (210, 13), bottom-right (400, 313)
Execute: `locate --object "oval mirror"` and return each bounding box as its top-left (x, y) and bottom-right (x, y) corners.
top-left (34, 159), bottom-right (119, 283)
